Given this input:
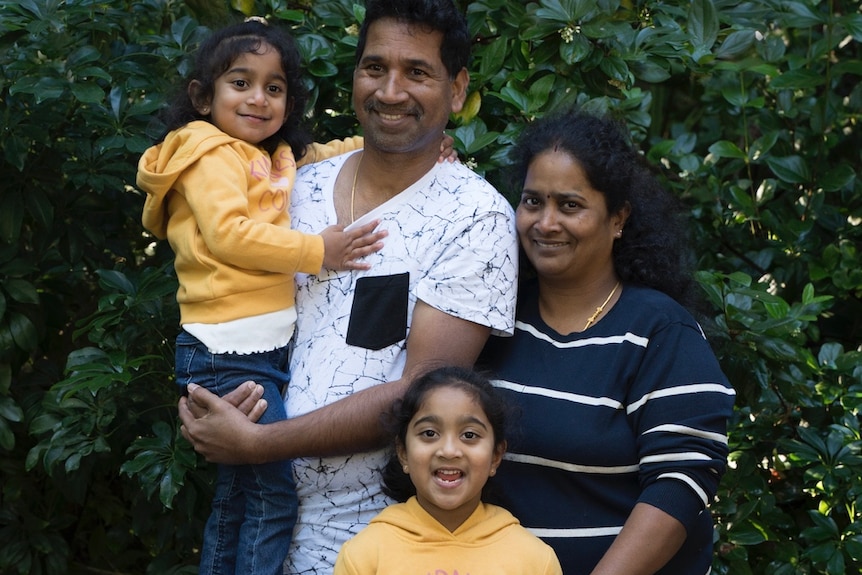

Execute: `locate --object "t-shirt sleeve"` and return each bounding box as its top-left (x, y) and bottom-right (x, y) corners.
top-left (414, 206), bottom-right (518, 335)
top-left (626, 317), bottom-right (736, 530)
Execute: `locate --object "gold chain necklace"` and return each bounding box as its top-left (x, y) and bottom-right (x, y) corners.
top-left (349, 152), bottom-right (364, 224)
top-left (583, 281), bottom-right (620, 330)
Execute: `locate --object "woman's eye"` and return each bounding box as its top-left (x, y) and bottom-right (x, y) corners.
top-left (521, 196), bottom-right (539, 207)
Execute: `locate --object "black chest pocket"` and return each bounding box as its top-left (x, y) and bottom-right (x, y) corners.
top-left (346, 272), bottom-right (409, 350)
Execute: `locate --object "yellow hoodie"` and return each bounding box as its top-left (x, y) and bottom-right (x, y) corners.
top-left (137, 120), bottom-right (361, 324)
top-left (334, 497), bottom-right (562, 575)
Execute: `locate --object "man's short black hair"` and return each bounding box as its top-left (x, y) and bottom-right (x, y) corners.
top-left (355, 0), bottom-right (471, 79)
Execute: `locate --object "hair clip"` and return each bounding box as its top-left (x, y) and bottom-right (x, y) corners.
top-left (244, 16), bottom-right (268, 25)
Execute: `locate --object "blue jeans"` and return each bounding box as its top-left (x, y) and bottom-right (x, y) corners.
top-left (176, 330), bottom-right (297, 575)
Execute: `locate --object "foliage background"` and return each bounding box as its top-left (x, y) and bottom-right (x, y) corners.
top-left (1, 0), bottom-right (860, 573)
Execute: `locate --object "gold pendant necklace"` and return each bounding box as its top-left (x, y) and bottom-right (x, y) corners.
top-left (583, 281), bottom-right (620, 330)
top-left (350, 152), bottom-right (363, 224)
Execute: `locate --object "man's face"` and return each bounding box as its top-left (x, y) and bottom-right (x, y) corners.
top-left (353, 18), bottom-right (468, 158)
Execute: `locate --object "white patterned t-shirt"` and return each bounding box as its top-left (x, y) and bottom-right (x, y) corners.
top-left (284, 151), bottom-right (518, 574)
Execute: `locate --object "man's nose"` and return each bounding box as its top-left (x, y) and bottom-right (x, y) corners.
top-left (376, 72), bottom-right (408, 102)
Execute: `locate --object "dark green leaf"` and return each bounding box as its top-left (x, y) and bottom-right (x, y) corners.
top-left (709, 140), bottom-right (747, 159)
top-left (0, 396), bottom-right (23, 423)
top-left (818, 164), bottom-right (855, 192)
top-left (770, 69), bottom-right (824, 89)
top-left (8, 312), bottom-right (37, 352)
top-left (688, 0), bottom-right (719, 50)
top-left (715, 30), bottom-right (756, 59)
top-left (766, 155), bottom-right (811, 184)
top-left (3, 279), bottom-right (39, 305)
top-left (559, 33), bottom-right (592, 65)
top-left (71, 82), bottom-right (104, 104)
top-left (783, 2), bottom-right (826, 28)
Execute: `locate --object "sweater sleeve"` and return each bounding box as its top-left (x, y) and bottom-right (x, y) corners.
top-left (299, 136), bottom-right (364, 167)
top-left (178, 148), bottom-right (324, 275)
top-left (626, 317), bottom-right (735, 531)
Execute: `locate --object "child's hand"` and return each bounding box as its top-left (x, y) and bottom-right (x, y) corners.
top-left (438, 131), bottom-right (459, 163)
top-left (320, 219), bottom-right (387, 271)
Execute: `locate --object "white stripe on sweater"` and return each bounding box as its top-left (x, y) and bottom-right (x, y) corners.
top-left (516, 320), bottom-right (649, 349)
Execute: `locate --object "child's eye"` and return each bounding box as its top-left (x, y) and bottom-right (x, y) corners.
top-left (419, 429), bottom-right (437, 439)
top-left (267, 85), bottom-right (283, 94)
top-left (463, 431), bottom-right (478, 440)
top-left (232, 79), bottom-right (248, 88)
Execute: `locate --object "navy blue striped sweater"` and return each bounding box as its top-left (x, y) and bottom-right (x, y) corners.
top-left (480, 281), bottom-right (735, 574)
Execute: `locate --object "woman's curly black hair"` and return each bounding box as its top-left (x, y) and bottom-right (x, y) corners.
top-left (379, 366), bottom-right (510, 503)
top-left (510, 109), bottom-right (703, 315)
top-left (156, 18), bottom-right (312, 158)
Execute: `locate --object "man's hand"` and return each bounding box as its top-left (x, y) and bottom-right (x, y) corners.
top-left (179, 383), bottom-right (266, 464)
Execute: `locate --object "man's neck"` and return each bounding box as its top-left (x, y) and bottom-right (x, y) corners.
top-left (334, 148), bottom-right (441, 226)
top-left (360, 147), bottom-right (439, 198)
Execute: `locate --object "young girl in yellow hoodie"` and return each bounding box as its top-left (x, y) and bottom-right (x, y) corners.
top-left (334, 366), bottom-right (562, 575)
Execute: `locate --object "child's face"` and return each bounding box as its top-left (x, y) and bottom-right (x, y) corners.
top-left (205, 43), bottom-right (291, 144)
top-left (397, 385), bottom-right (504, 532)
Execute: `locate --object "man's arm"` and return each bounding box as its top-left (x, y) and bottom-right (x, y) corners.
top-left (179, 300), bottom-right (490, 464)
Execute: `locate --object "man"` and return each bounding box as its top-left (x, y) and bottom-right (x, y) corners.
top-left (179, 0), bottom-right (518, 572)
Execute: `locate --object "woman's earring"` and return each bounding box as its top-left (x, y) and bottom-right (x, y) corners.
top-left (615, 229), bottom-right (623, 238)
top-left (402, 465), bottom-right (409, 474)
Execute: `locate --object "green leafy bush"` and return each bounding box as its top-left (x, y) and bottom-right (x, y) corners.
top-left (1, 0), bottom-right (860, 572)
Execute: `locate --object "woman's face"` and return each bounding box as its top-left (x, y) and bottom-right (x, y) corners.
top-left (516, 149), bottom-right (625, 285)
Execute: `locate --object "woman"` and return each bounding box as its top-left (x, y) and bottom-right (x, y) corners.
top-left (480, 110), bottom-right (735, 574)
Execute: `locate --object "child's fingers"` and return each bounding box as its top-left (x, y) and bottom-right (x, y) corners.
top-left (350, 230), bottom-right (387, 248)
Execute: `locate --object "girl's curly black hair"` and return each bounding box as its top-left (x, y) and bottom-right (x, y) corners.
top-left (156, 18), bottom-right (312, 158)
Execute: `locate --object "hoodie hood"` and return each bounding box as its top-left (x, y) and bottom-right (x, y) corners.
top-left (137, 121), bottom-right (238, 239)
top-left (334, 497), bottom-right (562, 575)
top-left (369, 496), bottom-right (520, 544)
